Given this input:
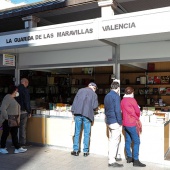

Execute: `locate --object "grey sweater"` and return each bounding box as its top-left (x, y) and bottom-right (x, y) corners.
top-left (0, 94), bottom-right (21, 126)
top-left (71, 87), bottom-right (98, 122)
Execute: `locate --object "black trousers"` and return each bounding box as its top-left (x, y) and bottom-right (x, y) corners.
top-left (1, 120), bottom-right (20, 149)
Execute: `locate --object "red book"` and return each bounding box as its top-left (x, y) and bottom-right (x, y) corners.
top-left (154, 76), bottom-right (161, 84)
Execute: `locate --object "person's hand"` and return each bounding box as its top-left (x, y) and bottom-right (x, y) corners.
top-left (28, 114), bottom-right (32, 118)
top-left (72, 115), bottom-right (74, 121)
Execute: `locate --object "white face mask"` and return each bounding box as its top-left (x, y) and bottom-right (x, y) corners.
top-left (15, 92), bottom-right (19, 97)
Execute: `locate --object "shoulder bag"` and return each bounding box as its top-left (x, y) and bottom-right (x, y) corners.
top-left (8, 114), bottom-right (20, 127)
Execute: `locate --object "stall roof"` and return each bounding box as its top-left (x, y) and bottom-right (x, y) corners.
top-left (1, 0), bottom-right (170, 59)
top-left (0, 0), bottom-right (101, 32)
top-left (0, 0), bottom-right (66, 19)
top-left (1, 0), bottom-right (170, 33)
top-left (116, 0), bottom-right (170, 13)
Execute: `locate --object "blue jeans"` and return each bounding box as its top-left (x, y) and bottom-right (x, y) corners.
top-left (73, 115), bottom-right (91, 153)
top-left (124, 126), bottom-right (140, 160)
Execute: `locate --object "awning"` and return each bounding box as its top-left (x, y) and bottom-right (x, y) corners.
top-left (0, 0), bottom-right (67, 19)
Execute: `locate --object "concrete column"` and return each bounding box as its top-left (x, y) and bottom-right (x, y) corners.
top-left (22, 15), bottom-right (40, 29)
top-left (98, 0), bottom-right (117, 18)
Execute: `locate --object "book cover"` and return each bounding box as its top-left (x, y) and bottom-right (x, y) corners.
top-left (159, 87), bottom-right (166, 95)
top-left (153, 88), bottom-right (159, 94)
top-left (154, 76), bottom-right (161, 84)
top-left (147, 63), bottom-right (155, 71)
top-left (166, 87), bottom-right (170, 95)
top-left (161, 76), bottom-right (169, 84)
top-left (147, 76), bottom-right (154, 84)
top-left (148, 88), bottom-right (153, 94)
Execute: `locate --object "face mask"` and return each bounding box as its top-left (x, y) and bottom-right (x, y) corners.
top-left (15, 92), bottom-right (19, 97)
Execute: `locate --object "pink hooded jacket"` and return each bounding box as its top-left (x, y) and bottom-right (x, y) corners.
top-left (121, 97), bottom-right (140, 127)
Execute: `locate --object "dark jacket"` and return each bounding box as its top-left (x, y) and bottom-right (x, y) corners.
top-left (15, 84), bottom-right (31, 114)
top-left (71, 87), bottom-right (98, 122)
top-left (104, 90), bottom-right (122, 125)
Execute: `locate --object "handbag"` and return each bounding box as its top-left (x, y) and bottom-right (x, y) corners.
top-left (8, 115), bottom-right (20, 127)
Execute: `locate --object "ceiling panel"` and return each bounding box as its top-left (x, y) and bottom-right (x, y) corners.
top-left (117, 0), bottom-right (170, 13)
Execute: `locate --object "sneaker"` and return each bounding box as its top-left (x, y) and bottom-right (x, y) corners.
top-left (0, 148), bottom-right (8, 154)
top-left (115, 157), bottom-right (122, 161)
top-left (14, 147), bottom-right (27, 154)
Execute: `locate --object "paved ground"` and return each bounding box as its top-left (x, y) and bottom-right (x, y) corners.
top-left (0, 144), bottom-right (170, 170)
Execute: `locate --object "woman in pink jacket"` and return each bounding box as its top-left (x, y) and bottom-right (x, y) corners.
top-left (121, 87), bottom-right (146, 167)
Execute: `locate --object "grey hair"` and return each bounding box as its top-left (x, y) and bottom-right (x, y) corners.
top-left (110, 81), bottom-right (120, 90)
top-left (21, 78), bottom-right (28, 83)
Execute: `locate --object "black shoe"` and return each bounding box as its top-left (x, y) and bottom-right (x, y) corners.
top-left (21, 143), bottom-right (32, 147)
top-left (115, 157), bottom-right (122, 161)
top-left (133, 160), bottom-right (146, 167)
top-left (71, 151), bottom-right (79, 156)
top-left (83, 152), bottom-right (89, 157)
top-left (108, 162), bottom-right (123, 167)
top-left (127, 157), bottom-right (133, 163)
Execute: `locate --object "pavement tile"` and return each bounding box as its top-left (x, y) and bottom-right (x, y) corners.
top-left (0, 145), bottom-right (170, 170)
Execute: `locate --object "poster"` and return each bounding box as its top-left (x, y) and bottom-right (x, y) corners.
top-left (3, 54), bottom-right (15, 66)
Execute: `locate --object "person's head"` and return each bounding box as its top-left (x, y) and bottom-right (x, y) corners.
top-left (21, 78), bottom-right (29, 87)
top-left (110, 81), bottom-right (120, 93)
top-left (124, 86), bottom-right (134, 95)
top-left (8, 85), bottom-right (19, 97)
top-left (88, 82), bottom-right (97, 92)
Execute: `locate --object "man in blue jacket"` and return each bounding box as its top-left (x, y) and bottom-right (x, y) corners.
top-left (104, 81), bottom-right (123, 168)
top-left (16, 78), bottom-right (31, 147)
top-left (71, 82), bottom-right (98, 157)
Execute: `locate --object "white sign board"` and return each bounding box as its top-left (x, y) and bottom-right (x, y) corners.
top-left (1, 8), bottom-right (170, 49)
top-left (3, 54), bottom-right (15, 66)
top-left (0, 19), bottom-right (98, 48)
top-left (99, 10), bottom-right (170, 39)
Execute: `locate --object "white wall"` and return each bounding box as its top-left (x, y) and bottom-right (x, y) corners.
top-left (120, 41), bottom-right (170, 61)
top-left (19, 46), bottom-right (113, 68)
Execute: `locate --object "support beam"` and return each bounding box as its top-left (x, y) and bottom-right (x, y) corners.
top-left (99, 39), bottom-right (117, 47)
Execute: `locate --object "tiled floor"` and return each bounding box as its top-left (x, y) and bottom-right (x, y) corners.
top-left (0, 144), bottom-right (170, 170)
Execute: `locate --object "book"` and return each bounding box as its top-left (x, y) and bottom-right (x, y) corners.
top-left (147, 76), bottom-right (154, 84)
top-left (153, 88), bottom-right (159, 94)
top-left (166, 87), bottom-right (170, 95)
top-left (161, 76), bottom-right (169, 84)
top-left (159, 87), bottom-right (166, 95)
top-left (154, 76), bottom-right (161, 84)
top-left (148, 88), bottom-right (153, 94)
top-left (147, 63), bottom-right (155, 71)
